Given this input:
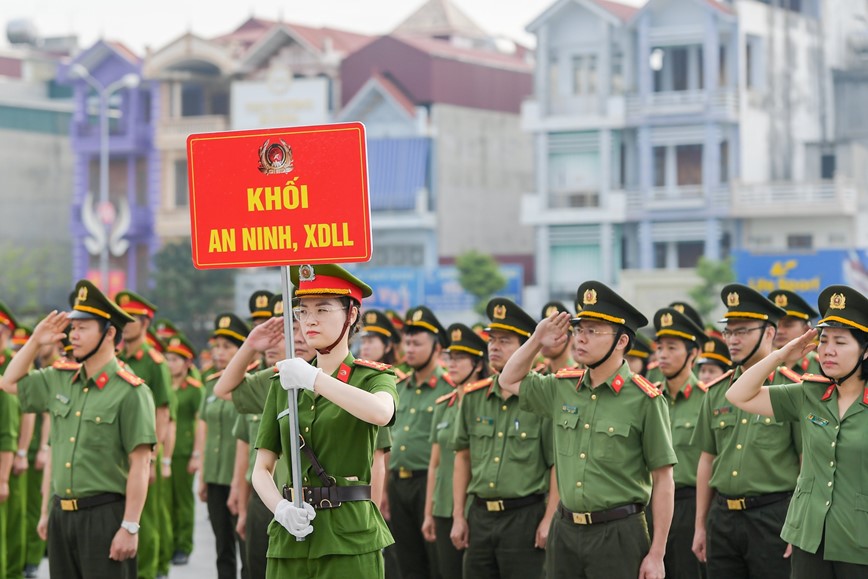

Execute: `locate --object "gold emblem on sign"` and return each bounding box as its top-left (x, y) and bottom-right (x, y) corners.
top-left (365, 312), bottom-right (377, 324)
top-left (219, 316), bottom-right (231, 329)
top-left (492, 305), bottom-right (507, 320)
top-left (257, 139), bottom-right (293, 175)
top-left (255, 295), bottom-right (269, 308)
top-left (583, 289), bottom-right (598, 306)
top-left (298, 264), bottom-right (315, 282)
top-left (774, 294), bottom-right (788, 308)
top-left (451, 328), bottom-right (462, 342)
top-left (830, 293), bottom-right (846, 310)
top-left (412, 310), bottom-right (423, 322)
top-left (77, 286), bottom-right (88, 304)
top-left (545, 305), bottom-right (558, 317)
top-left (704, 341), bottom-right (715, 353)
top-left (274, 301), bottom-right (284, 315)
top-left (672, 304), bottom-right (685, 313)
top-left (660, 313), bottom-right (673, 327)
top-left (726, 292), bottom-right (740, 307)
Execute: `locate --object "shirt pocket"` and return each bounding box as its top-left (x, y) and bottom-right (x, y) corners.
top-left (593, 421), bottom-right (631, 463)
top-left (556, 412), bottom-right (580, 456)
top-left (506, 416), bottom-right (541, 463)
top-left (81, 407), bottom-right (119, 450)
top-left (672, 420), bottom-right (696, 448)
top-left (752, 415), bottom-right (788, 449)
top-left (785, 475), bottom-right (813, 530)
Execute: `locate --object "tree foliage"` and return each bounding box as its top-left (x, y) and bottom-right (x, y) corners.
top-left (0, 243), bottom-right (71, 324)
top-left (688, 257), bottom-right (736, 323)
top-left (455, 250), bottom-right (507, 317)
top-left (151, 241), bottom-right (235, 349)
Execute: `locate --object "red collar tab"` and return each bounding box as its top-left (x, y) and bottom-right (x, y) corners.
top-left (95, 372), bottom-right (109, 390)
top-left (862, 386), bottom-right (868, 406)
top-left (428, 375), bottom-right (438, 388)
top-left (134, 349), bottom-right (144, 361)
top-left (337, 363), bottom-right (352, 384)
top-left (443, 373), bottom-right (455, 388)
top-left (683, 383), bottom-right (693, 399)
top-left (821, 384), bottom-right (835, 402)
top-left (802, 357), bottom-right (810, 371)
top-left (611, 374), bottom-right (624, 394)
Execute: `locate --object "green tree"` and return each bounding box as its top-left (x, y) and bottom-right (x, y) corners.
top-left (0, 242), bottom-right (71, 324)
top-left (688, 257), bottom-right (736, 323)
top-left (151, 240), bottom-right (235, 349)
top-left (455, 250), bottom-right (507, 317)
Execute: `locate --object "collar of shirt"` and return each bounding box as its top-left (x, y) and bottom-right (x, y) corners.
top-left (72, 357), bottom-right (123, 389)
top-left (578, 361), bottom-right (631, 395)
top-left (663, 371), bottom-right (699, 400)
top-left (407, 364), bottom-right (444, 389)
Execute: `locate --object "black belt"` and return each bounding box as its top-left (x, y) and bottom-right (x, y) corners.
top-left (54, 493), bottom-right (124, 512)
top-left (675, 486), bottom-right (696, 500)
top-left (558, 502), bottom-right (643, 525)
top-left (474, 494), bottom-right (545, 513)
top-left (716, 491), bottom-right (792, 511)
top-left (282, 484), bottom-right (371, 510)
top-left (390, 468), bottom-right (427, 480)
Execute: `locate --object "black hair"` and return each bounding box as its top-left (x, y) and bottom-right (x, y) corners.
top-left (372, 333), bottom-right (396, 365)
top-left (339, 297), bottom-right (362, 338)
top-left (111, 324), bottom-right (123, 347)
top-left (845, 328), bottom-right (868, 380)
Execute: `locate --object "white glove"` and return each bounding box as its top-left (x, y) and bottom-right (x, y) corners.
top-left (277, 358), bottom-right (322, 392)
top-left (274, 499), bottom-right (316, 539)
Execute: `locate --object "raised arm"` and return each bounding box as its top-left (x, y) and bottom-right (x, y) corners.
top-left (500, 311), bottom-right (571, 395)
top-left (214, 317), bottom-right (283, 401)
top-left (0, 311), bottom-right (68, 394)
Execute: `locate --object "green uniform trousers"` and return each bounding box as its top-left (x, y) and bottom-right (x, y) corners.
top-left (157, 471), bottom-right (173, 576)
top-left (137, 475), bottom-right (160, 579)
top-left (706, 496), bottom-right (790, 579)
top-left (7, 471), bottom-right (26, 579)
top-left (206, 483), bottom-right (246, 579)
top-left (546, 509), bottom-right (650, 579)
top-left (245, 490), bottom-right (271, 579)
top-left (47, 498), bottom-right (136, 579)
top-left (792, 536), bottom-right (868, 579)
top-left (648, 492), bottom-right (705, 579)
top-left (170, 456), bottom-right (195, 555)
top-left (463, 500), bottom-right (546, 579)
top-left (387, 475), bottom-right (439, 579)
top-left (266, 549), bottom-right (383, 579)
top-left (0, 498), bottom-right (7, 579)
top-left (433, 516), bottom-right (463, 579)
top-left (24, 468), bottom-right (46, 567)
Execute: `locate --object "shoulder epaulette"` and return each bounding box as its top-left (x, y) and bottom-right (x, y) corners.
top-left (353, 359), bottom-right (392, 371)
top-left (632, 374), bottom-right (661, 398)
top-left (442, 372), bottom-right (455, 387)
top-left (647, 360), bottom-right (660, 370)
top-left (777, 366), bottom-right (803, 383)
top-left (148, 348), bottom-right (165, 364)
top-left (800, 373), bottom-right (833, 384)
top-left (208, 370), bottom-right (224, 381)
top-left (704, 369), bottom-right (734, 389)
top-left (554, 368), bottom-right (585, 379)
top-left (185, 376), bottom-right (202, 388)
top-left (435, 390), bottom-right (459, 405)
top-left (246, 360), bottom-right (261, 372)
top-left (533, 362), bottom-right (547, 373)
top-left (394, 367), bottom-right (409, 382)
top-left (696, 380), bottom-right (709, 393)
top-left (51, 359), bottom-right (81, 371)
top-left (397, 369), bottom-right (413, 383)
top-left (117, 368), bottom-right (144, 387)
top-left (463, 377), bottom-right (493, 395)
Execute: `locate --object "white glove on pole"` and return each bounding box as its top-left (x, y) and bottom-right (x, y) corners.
top-left (274, 499), bottom-right (316, 539)
top-left (277, 358), bottom-right (322, 392)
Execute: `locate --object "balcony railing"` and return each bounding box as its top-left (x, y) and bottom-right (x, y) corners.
top-left (626, 185), bottom-right (731, 213)
top-left (730, 180), bottom-right (859, 216)
top-left (626, 89), bottom-right (737, 118)
top-left (155, 115), bottom-right (228, 149)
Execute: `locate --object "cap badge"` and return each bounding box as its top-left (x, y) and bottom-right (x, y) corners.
top-left (170, 338), bottom-right (180, 347)
top-left (298, 265), bottom-right (315, 282)
top-left (274, 301), bottom-right (284, 315)
top-left (660, 313), bottom-right (673, 328)
top-left (218, 316), bottom-right (231, 329)
top-left (774, 294), bottom-right (788, 307)
top-left (583, 289), bottom-right (598, 306)
top-left (119, 294), bottom-right (129, 305)
top-left (365, 312), bottom-right (377, 324)
top-left (726, 292), bottom-right (740, 307)
top-left (829, 293), bottom-right (846, 310)
top-left (545, 305), bottom-right (558, 317)
top-left (255, 295), bottom-right (269, 308)
top-left (672, 304), bottom-right (685, 313)
top-left (493, 305), bottom-right (507, 320)
top-left (77, 286), bottom-right (88, 305)
top-left (412, 310), bottom-right (423, 322)
top-left (704, 340), bottom-right (715, 353)
top-left (451, 328), bottom-right (462, 342)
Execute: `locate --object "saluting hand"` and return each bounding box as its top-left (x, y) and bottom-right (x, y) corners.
top-left (246, 317), bottom-right (285, 353)
top-left (536, 311), bottom-right (572, 350)
top-left (780, 329), bottom-right (818, 362)
top-left (31, 310), bottom-right (69, 347)
top-left (109, 527), bottom-right (138, 561)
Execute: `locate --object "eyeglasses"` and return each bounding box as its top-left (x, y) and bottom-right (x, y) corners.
top-left (291, 306), bottom-right (345, 322)
top-left (572, 327), bottom-right (619, 338)
top-left (721, 326), bottom-right (764, 339)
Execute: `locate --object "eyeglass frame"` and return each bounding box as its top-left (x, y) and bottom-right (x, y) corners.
top-left (721, 325), bottom-right (766, 340)
top-left (291, 305), bottom-right (347, 322)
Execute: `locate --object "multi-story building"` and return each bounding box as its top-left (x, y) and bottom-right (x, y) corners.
top-left (522, 0), bottom-right (866, 313)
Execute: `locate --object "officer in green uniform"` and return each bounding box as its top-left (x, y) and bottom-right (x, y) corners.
top-left (768, 289), bottom-right (821, 375)
top-left (422, 323), bottom-right (488, 577)
top-left (251, 264), bottom-right (396, 578)
top-left (695, 337), bottom-right (732, 386)
top-left (164, 333), bottom-right (203, 566)
top-left (249, 290), bottom-right (275, 328)
top-left (726, 284), bottom-right (868, 577)
top-left (199, 312), bottom-right (247, 579)
top-left (0, 302), bottom-right (21, 579)
top-left (626, 332), bottom-right (655, 376)
top-left (0, 280), bottom-right (157, 579)
top-left (538, 302), bottom-right (575, 373)
top-left (691, 284), bottom-right (800, 579)
top-left (115, 290), bottom-right (175, 579)
top-left (451, 299), bottom-right (556, 579)
top-left (388, 305), bottom-right (453, 579)
top-left (385, 309), bottom-right (411, 379)
top-left (500, 281), bottom-right (677, 579)
top-left (649, 307), bottom-right (708, 579)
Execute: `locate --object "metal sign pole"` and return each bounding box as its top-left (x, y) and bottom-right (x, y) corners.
top-left (280, 265), bottom-right (305, 541)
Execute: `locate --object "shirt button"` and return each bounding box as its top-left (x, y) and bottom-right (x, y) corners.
top-left (576, 481), bottom-right (583, 488)
top-left (415, 389), bottom-right (422, 395)
top-left (736, 444), bottom-right (743, 450)
top-left (579, 453), bottom-right (586, 459)
top-left (399, 445), bottom-right (406, 451)
top-left (403, 426), bottom-right (410, 432)
top-left (489, 482), bottom-right (495, 488)
top-left (719, 421), bottom-right (725, 427)
top-left (502, 405), bottom-right (507, 411)
top-left (741, 418), bottom-right (748, 424)
top-left (497, 432), bottom-right (504, 438)
top-left (83, 388), bottom-right (89, 393)
top-left (520, 433), bottom-right (527, 439)
top-left (764, 418), bottom-right (771, 424)
top-left (830, 461), bottom-right (835, 467)
top-left (75, 411), bottom-right (81, 417)
top-left (826, 501), bottom-right (831, 507)
top-left (310, 405), bottom-right (315, 411)
top-left (732, 471), bottom-right (738, 477)
top-left (69, 437), bottom-right (75, 443)
top-left (95, 417), bottom-right (101, 423)
top-left (65, 462), bottom-right (71, 468)
top-left (410, 408), bottom-right (416, 414)
top-left (494, 457), bottom-right (500, 463)
top-left (427, 407), bottom-right (433, 412)
top-left (828, 481), bottom-right (833, 487)
top-left (831, 442), bottom-right (836, 447)
top-left (591, 394), bottom-right (597, 400)
top-left (304, 427), bottom-right (309, 433)
top-left (584, 423), bottom-right (590, 430)
top-left (685, 422), bottom-right (691, 427)
top-left (608, 427), bottom-right (614, 433)
top-left (835, 425), bottom-right (839, 430)
top-left (66, 488), bottom-right (71, 495)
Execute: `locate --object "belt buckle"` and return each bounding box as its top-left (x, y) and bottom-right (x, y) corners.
top-left (60, 499), bottom-right (78, 512)
top-left (572, 511), bottom-right (592, 525)
top-left (486, 500), bottom-right (505, 512)
top-left (398, 468), bottom-right (412, 480)
top-left (726, 498), bottom-right (746, 511)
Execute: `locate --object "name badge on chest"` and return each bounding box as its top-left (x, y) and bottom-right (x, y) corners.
top-left (806, 413), bottom-right (829, 427)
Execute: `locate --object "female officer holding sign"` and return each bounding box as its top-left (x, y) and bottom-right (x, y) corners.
top-left (251, 264), bottom-right (397, 578)
top-left (726, 285), bottom-right (868, 577)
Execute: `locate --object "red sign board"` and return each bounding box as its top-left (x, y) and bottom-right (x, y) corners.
top-left (186, 122), bottom-right (372, 269)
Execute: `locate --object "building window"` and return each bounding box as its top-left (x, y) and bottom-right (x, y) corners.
top-left (821, 153), bottom-right (836, 180)
top-left (719, 45), bottom-right (728, 87)
top-left (549, 54), bottom-right (559, 97)
top-left (746, 35), bottom-right (765, 90)
top-left (671, 47), bottom-right (689, 92)
top-left (611, 51), bottom-right (624, 95)
top-left (787, 234), bottom-right (813, 250)
top-left (720, 141), bottom-right (729, 183)
top-left (572, 54), bottom-right (598, 95)
top-left (653, 242), bottom-right (668, 268)
top-left (676, 144), bottom-right (703, 186)
top-left (653, 146), bottom-right (667, 187)
top-left (677, 241), bottom-right (704, 268)
top-left (174, 160), bottom-right (188, 207)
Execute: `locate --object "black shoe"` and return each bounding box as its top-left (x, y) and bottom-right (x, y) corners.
top-left (24, 565), bottom-right (38, 578)
top-left (171, 551), bottom-right (189, 565)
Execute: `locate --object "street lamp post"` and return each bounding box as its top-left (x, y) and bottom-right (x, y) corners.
top-left (71, 63), bottom-right (140, 292)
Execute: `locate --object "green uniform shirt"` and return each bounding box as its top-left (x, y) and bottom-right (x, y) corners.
top-left (120, 342), bottom-right (176, 420)
top-left (200, 375), bottom-right (239, 485)
top-left (661, 372), bottom-right (706, 488)
top-left (692, 366), bottom-right (801, 496)
top-left (520, 362), bottom-right (677, 512)
top-left (390, 366), bottom-right (453, 472)
top-left (453, 375), bottom-right (553, 500)
top-left (255, 354), bottom-right (397, 559)
top-left (232, 367), bottom-right (273, 415)
top-left (0, 350), bottom-right (20, 456)
top-left (376, 425), bottom-right (391, 451)
top-left (429, 393), bottom-right (460, 517)
top-left (231, 412), bottom-right (261, 483)
top-left (769, 377), bottom-right (868, 565)
top-left (18, 358), bottom-right (157, 498)
top-left (173, 375), bottom-right (204, 459)
top-left (792, 351), bottom-right (821, 376)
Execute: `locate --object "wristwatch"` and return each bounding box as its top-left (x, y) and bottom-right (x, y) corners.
top-left (120, 521), bottom-right (140, 535)
top-left (15, 450), bottom-right (26, 458)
